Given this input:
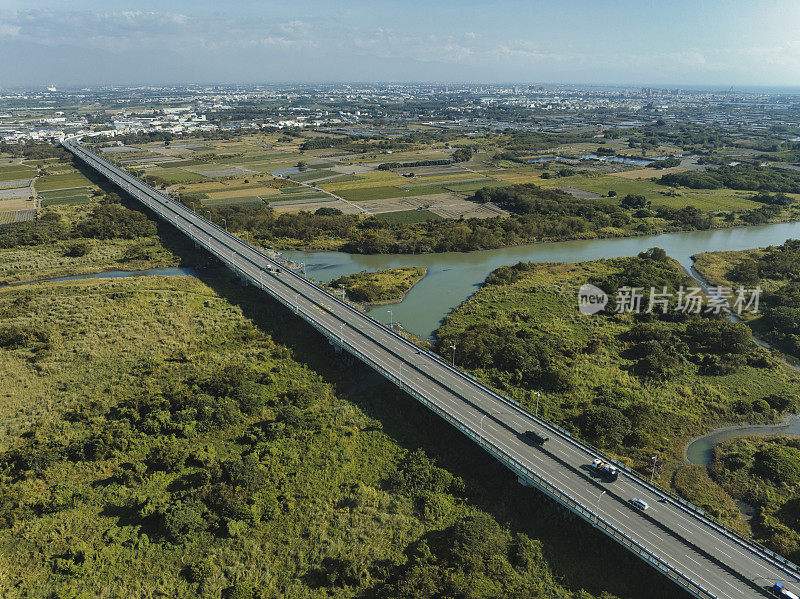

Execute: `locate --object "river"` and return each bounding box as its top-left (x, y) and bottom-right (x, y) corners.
top-left (17, 225), bottom-right (800, 467)
top-left (0, 267), bottom-right (196, 289)
top-left (282, 220), bottom-right (800, 339)
top-left (685, 417), bottom-right (800, 468)
top-left (281, 223), bottom-right (800, 471)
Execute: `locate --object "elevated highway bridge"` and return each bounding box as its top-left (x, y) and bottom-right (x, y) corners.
top-left (64, 137), bottom-right (800, 599)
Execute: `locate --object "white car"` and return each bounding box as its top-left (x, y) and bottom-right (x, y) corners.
top-left (629, 498), bottom-right (649, 511)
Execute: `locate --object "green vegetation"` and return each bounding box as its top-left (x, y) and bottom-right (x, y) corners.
top-left (712, 436), bottom-right (800, 561)
top-left (202, 196), bottom-right (267, 208)
top-left (0, 164), bottom-right (36, 182)
top-left (329, 266), bottom-right (426, 303)
top-left (434, 253), bottom-right (800, 529)
top-left (191, 181), bottom-right (798, 254)
top-left (0, 199), bottom-right (185, 284)
top-left (0, 253), bottom-right (669, 599)
top-left (288, 169), bottom-right (338, 182)
top-left (337, 185), bottom-right (440, 202)
top-left (536, 173), bottom-right (765, 212)
top-left (39, 188), bottom-right (93, 207)
top-left (145, 168), bottom-right (211, 186)
top-left (660, 164), bottom-right (800, 193)
top-left (36, 171), bottom-right (94, 191)
top-left (694, 240), bottom-right (800, 360)
top-left (377, 159), bottom-right (453, 170)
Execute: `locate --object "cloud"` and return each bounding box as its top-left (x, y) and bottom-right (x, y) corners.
top-left (0, 24), bottom-right (21, 38)
top-left (1, 6), bottom-right (798, 85)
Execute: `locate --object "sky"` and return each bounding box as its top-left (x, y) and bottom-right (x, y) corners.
top-left (1, 0), bottom-right (799, 88)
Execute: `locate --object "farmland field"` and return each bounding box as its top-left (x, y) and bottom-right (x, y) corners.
top-left (443, 179), bottom-right (511, 193)
top-left (537, 174), bottom-right (764, 211)
top-left (337, 186), bottom-right (418, 202)
top-left (201, 195), bottom-right (266, 207)
top-left (0, 165), bottom-right (36, 182)
top-left (288, 169), bottom-right (340, 182)
top-left (206, 186), bottom-right (281, 199)
top-left (269, 192), bottom-right (331, 203)
top-left (36, 171), bottom-right (95, 191)
top-left (145, 167), bottom-right (211, 185)
top-left (41, 191), bottom-right (93, 207)
top-left (374, 209), bottom-right (443, 224)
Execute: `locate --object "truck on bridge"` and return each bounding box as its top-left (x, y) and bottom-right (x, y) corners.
top-left (592, 458), bottom-right (619, 481)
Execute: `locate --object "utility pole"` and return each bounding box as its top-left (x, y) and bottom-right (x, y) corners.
top-left (449, 344), bottom-right (456, 366)
top-left (650, 455), bottom-right (659, 484)
top-left (480, 413), bottom-right (487, 445)
top-left (535, 391), bottom-right (541, 417)
top-left (221, 218), bottom-right (227, 231)
top-left (387, 309), bottom-right (393, 329)
top-left (594, 490), bottom-right (606, 524)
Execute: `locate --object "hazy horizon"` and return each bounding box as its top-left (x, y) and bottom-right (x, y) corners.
top-left (2, 0), bottom-right (799, 89)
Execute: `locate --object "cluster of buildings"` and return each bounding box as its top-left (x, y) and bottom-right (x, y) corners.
top-left (0, 84), bottom-right (797, 145)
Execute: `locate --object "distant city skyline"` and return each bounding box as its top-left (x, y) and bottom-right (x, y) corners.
top-left (1, 1), bottom-right (799, 88)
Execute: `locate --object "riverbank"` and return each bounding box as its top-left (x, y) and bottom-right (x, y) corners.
top-left (684, 414), bottom-right (800, 467)
top-left (267, 213), bottom-right (800, 254)
top-left (0, 248), bottom-right (674, 599)
top-left (0, 266), bottom-right (197, 289)
top-left (430, 254), bottom-right (800, 530)
top-left (692, 240), bottom-right (800, 364)
top-left (281, 218), bottom-right (800, 339)
top-left (327, 266), bottom-right (427, 305)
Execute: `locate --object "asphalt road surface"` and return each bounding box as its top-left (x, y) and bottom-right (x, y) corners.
top-left (65, 138), bottom-right (800, 599)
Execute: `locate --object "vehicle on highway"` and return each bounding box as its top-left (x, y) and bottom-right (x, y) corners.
top-left (629, 498), bottom-right (649, 511)
top-left (523, 429), bottom-right (548, 445)
top-left (591, 458), bottom-right (619, 481)
top-left (771, 582), bottom-right (800, 599)
top-left (266, 266), bottom-right (281, 274)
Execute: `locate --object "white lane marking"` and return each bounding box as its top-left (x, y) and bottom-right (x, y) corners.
top-left (88, 150), bottom-right (780, 597)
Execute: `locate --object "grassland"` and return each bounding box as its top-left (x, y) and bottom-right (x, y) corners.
top-left (0, 258), bottom-right (675, 599)
top-left (35, 171), bottom-right (94, 191)
top-left (0, 203), bottom-right (186, 285)
top-left (693, 241), bottom-right (800, 360)
top-left (329, 266), bottom-right (427, 303)
top-left (435, 256), bottom-right (800, 531)
top-left (692, 249), bottom-right (770, 291)
top-left (0, 164), bottom-right (36, 182)
top-left (536, 173), bottom-right (764, 211)
top-left (711, 435), bottom-right (800, 561)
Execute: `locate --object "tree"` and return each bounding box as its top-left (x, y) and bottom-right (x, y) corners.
top-left (620, 194), bottom-right (647, 209)
top-left (296, 161), bottom-right (308, 171)
top-left (452, 147), bottom-right (473, 163)
top-left (608, 190), bottom-right (617, 197)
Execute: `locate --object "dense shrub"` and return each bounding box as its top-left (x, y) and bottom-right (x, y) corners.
top-left (756, 445), bottom-right (800, 485)
top-left (660, 164), bottom-right (800, 194)
top-left (76, 204), bottom-right (157, 239)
